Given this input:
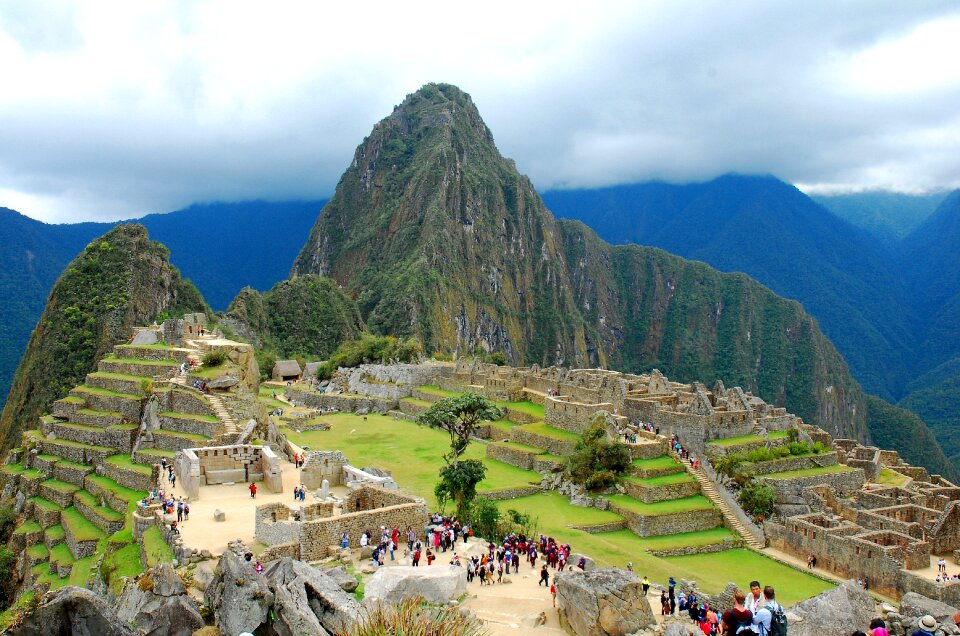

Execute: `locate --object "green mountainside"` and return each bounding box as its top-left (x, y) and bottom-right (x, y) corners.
top-left (812, 191), bottom-right (947, 243)
top-left (224, 275), bottom-right (364, 360)
top-left (0, 224), bottom-right (207, 450)
top-left (866, 395), bottom-right (958, 479)
top-left (290, 83), bottom-right (870, 442)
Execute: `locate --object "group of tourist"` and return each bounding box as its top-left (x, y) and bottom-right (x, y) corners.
top-left (292, 485), bottom-right (307, 501)
top-left (656, 578), bottom-right (784, 635)
top-left (852, 612), bottom-right (960, 636)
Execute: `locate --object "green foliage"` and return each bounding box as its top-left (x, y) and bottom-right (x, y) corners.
top-left (436, 460), bottom-right (488, 519)
top-left (738, 482), bottom-right (775, 520)
top-left (0, 546), bottom-right (16, 608)
top-left (202, 350), bottom-right (227, 367)
top-left (317, 333), bottom-right (422, 380)
top-left (566, 421), bottom-right (632, 490)
top-left (0, 505), bottom-right (16, 542)
top-left (347, 596), bottom-right (487, 636)
top-left (416, 393), bottom-right (502, 465)
top-left (867, 394), bottom-right (960, 481)
top-left (469, 499), bottom-right (538, 544)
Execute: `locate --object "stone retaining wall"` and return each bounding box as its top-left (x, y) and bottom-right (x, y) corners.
top-left (744, 452), bottom-right (838, 476)
top-left (570, 520), bottom-right (628, 534)
top-left (70, 410), bottom-right (125, 428)
top-left (72, 390), bottom-right (143, 422)
top-left (760, 468), bottom-right (865, 505)
top-left (502, 407), bottom-right (541, 425)
top-left (261, 541), bottom-right (301, 561)
top-left (52, 461), bottom-right (93, 487)
top-left (29, 502), bottom-right (61, 528)
top-left (74, 495), bottom-right (124, 535)
top-left (31, 455), bottom-right (59, 474)
top-left (610, 504), bottom-right (723, 537)
top-left (480, 486), bottom-right (541, 501)
top-left (83, 475), bottom-right (132, 515)
top-left (52, 399), bottom-right (82, 419)
top-left (533, 456), bottom-right (566, 473)
top-left (113, 344), bottom-right (191, 363)
top-left (509, 428), bottom-right (576, 456)
top-left (649, 540), bottom-right (739, 557)
top-left (485, 442), bottom-right (539, 470)
top-left (104, 462), bottom-right (155, 492)
top-left (166, 389), bottom-right (216, 417)
top-left (255, 503), bottom-right (301, 546)
top-left (398, 400), bottom-right (429, 416)
top-left (85, 374), bottom-right (145, 395)
top-left (623, 479), bottom-right (702, 503)
top-left (40, 483), bottom-right (76, 508)
top-left (343, 485), bottom-right (420, 513)
top-left (63, 518), bottom-right (99, 560)
top-left (629, 440), bottom-right (669, 460)
top-left (544, 397), bottom-right (613, 434)
top-left (632, 463), bottom-right (683, 479)
top-left (158, 414), bottom-right (219, 437)
top-left (152, 431), bottom-right (208, 452)
top-left (98, 359), bottom-right (179, 379)
top-left (285, 387), bottom-right (397, 414)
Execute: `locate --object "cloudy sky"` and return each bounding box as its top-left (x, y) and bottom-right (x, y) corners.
top-left (1, 1), bottom-right (959, 223)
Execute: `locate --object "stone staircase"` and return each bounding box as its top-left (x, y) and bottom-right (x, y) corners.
top-left (206, 392), bottom-right (240, 439)
top-left (681, 455), bottom-right (765, 550)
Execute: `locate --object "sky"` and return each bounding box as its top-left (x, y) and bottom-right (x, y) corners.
top-left (1, 2), bottom-right (959, 223)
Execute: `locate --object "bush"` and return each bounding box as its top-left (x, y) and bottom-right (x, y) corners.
top-left (585, 469), bottom-right (617, 490)
top-left (202, 350), bottom-right (227, 367)
top-left (738, 481), bottom-right (775, 520)
top-left (348, 597), bottom-right (487, 636)
top-left (566, 422), bottom-right (632, 491)
top-left (317, 333), bottom-right (421, 379)
top-left (786, 442), bottom-right (811, 456)
top-left (468, 499), bottom-right (539, 543)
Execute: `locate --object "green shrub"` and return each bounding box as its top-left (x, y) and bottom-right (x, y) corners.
top-left (348, 597), bottom-right (487, 636)
top-left (566, 422), bottom-right (632, 491)
top-left (585, 469), bottom-right (617, 490)
top-left (813, 441), bottom-right (827, 454)
top-left (787, 442), bottom-right (811, 456)
top-left (317, 333), bottom-right (421, 379)
top-left (202, 350), bottom-right (227, 368)
top-left (738, 481), bottom-right (775, 520)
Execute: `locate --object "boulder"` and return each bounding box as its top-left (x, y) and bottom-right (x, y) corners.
top-left (785, 580), bottom-right (874, 636)
top-left (206, 375), bottom-right (239, 389)
top-left (899, 592), bottom-right (960, 627)
top-left (9, 586), bottom-right (135, 636)
top-left (213, 509), bottom-right (225, 522)
top-left (555, 568), bottom-right (654, 636)
top-left (664, 621), bottom-right (697, 636)
top-left (204, 551), bottom-right (274, 636)
top-left (570, 553), bottom-right (596, 571)
top-left (321, 566), bottom-right (359, 593)
top-left (522, 611), bottom-right (547, 627)
top-left (263, 557), bottom-right (362, 635)
top-left (364, 565), bottom-right (468, 606)
top-left (132, 329), bottom-right (160, 345)
top-left (191, 561), bottom-right (216, 592)
top-left (115, 564), bottom-right (204, 636)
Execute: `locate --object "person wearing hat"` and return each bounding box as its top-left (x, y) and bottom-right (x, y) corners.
top-left (913, 615), bottom-right (938, 636)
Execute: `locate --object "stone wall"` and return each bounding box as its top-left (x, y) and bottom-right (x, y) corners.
top-left (157, 413), bottom-right (219, 437)
top-left (744, 452), bottom-right (838, 476)
top-left (509, 427), bottom-right (577, 456)
top-left (609, 504), bottom-right (722, 537)
top-left (175, 444), bottom-right (282, 500)
top-left (480, 486), bottom-right (541, 501)
top-left (254, 502), bottom-right (301, 546)
top-left (343, 485), bottom-right (420, 513)
top-left (760, 468), bottom-right (865, 506)
top-left (40, 438), bottom-right (113, 466)
top-left (104, 461), bottom-right (155, 492)
top-left (623, 478), bottom-right (702, 504)
top-left (485, 442), bottom-right (538, 470)
top-left (284, 387), bottom-right (397, 414)
top-left (301, 451), bottom-right (348, 489)
top-left (545, 397), bottom-right (613, 434)
top-left (52, 461), bottom-right (93, 487)
top-left (299, 501), bottom-right (428, 560)
top-left (72, 390), bottom-right (143, 422)
top-left (163, 388), bottom-right (216, 417)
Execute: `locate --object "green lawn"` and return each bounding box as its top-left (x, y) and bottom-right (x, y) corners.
top-left (494, 491), bottom-right (623, 529)
top-left (498, 400), bottom-right (545, 418)
top-left (153, 429), bottom-right (211, 442)
top-left (492, 440), bottom-right (546, 454)
top-left (106, 454), bottom-right (154, 476)
top-left (625, 472), bottom-right (695, 487)
top-left (283, 413), bottom-right (540, 507)
top-left (664, 549), bottom-right (833, 606)
top-left (257, 387), bottom-right (287, 410)
top-left (89, 371), bottom-right (153, 383)
top-left (26, 543), bottom-right (49, 560)
top-left (707, 434), bottom-right (766, 448)
top-left (877, 468), bottom-right (910, 487)
top-left (159, 411), bottom-right (219, 423)
top-left (48, 542), bottom-right (74, 566)
top-left (105, 356), bottom-right (178, 367)
top-left (102, 543), bottom-right (144, 595)
top-left (69, 555), bottom-right (96, 587)
top-left (762, 465), bottom-right (857, 480)
top-left (41, 479), bottom-right (80, 495)
top-left (13, 520), bottom-right (41, 535)
top-left (631, 456), bottom-right (683, 471)
top-left (607, 494), bottom-right (715, 516)
top-left (415, 385), bottom-right (462, 398)
top-left (45, 524), bottom-right (65, 542)
top-left (72, 385), bottom-right (141, 400)
top-left (28, 496), bottom-right (62, 512)
top-left (143, 525), bottom-right (175, 567)
top-left (517, 421), bottom-right (580, 442)
top-left (61, 506), bottom-right (104, 542)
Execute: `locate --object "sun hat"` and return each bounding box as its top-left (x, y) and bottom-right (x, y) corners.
top-left (919, 615), bottom-right (939, 630)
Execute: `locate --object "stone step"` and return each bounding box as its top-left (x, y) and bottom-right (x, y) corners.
top-left (85, 371), bottom-right (152, 396)
top-left (51, 459), bottom-right (95, 488)
top-left (28, 496), bottom-right (62, 528)
top-left (60, 506), bottom-right (105, 560)
top-left (73, 490), bottom-right (125, 535)
top-left (70, 407), bottom-right (127, 429)
top-left (69, 386), bottom-right (143, 421)
top-left (84, 473), bottom-right (148, 515)
top-left (98, 358), bottom-right (180, 379)
top-left (151, 429), bottom-right (211, 452)
top-left (39, 479), bottom-right (81, 509)
top-left (112, 343), bottom-right (193, 364)
top-left (103, 455), bottom-right (155, 492)
top-left (40, 437), bottom-right (116, 466)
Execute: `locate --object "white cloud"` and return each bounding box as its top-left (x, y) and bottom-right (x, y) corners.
top-left (0, 1), bottom-right (958, 222)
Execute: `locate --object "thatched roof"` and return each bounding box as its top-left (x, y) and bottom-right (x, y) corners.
top-left (273, 360), bottom-right (302, 378)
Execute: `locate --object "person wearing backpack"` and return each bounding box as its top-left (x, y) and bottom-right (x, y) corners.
top-left (720, 590), bottom-right (754, 635)
top-left (752, 586), bottom-right (787, 636)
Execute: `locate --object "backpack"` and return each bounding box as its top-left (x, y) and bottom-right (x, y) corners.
top-left (760, 602), bottom-right (788, 636)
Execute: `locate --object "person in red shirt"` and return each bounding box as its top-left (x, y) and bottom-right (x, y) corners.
top-left (720, 589), bottom-right (753, 635)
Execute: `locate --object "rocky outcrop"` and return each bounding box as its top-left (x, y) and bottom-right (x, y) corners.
top-left (263, 557), bottom-right (362, 636)
top-left (8, 586), bottom-right (135, 636)
top-left (363, 565), bottom-right (467, 606)
top-left (785, 580), bottom-right (874, 636)
top-left (555, 567), bottom-right (654, 636)
top-left (320, 565), bottom-right (359, 593)
top-left (204, 551), bottom-right (274, 636)
top-left (115, 564), bottom-right (204, 636)
top-left (894, 592), bottom-right (960, 635)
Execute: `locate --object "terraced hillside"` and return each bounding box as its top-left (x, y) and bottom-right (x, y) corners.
top-left (0, 337), bottom-right (232, 594)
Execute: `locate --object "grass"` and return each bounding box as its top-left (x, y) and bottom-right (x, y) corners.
top-left (143, 525), bottom-right (175, 567)
top-left (116, 342), bottom-right (178, 350)
top-left (1, 463), bottom-right (25, 475)
top-left (28, 496), bottom-right (62, 512)
top-left (13, 520), bottom-right (42, 535)
top-left (57, 395), bottom-right (85, 404)
top-left (0, 591), bottom-right (36, 631)
top-left (89, 371), bottom-right (153, 383)
top-left (491, 440), bottom-right (546, 454)
top-left (607, 494), bottom-right (715, 516)
top-left (85, 473), bottom-right (148, 505)
top-left (257, 386), bottom-right (287, 409)
top-left (494, 491), bottom-right (623, 528)
top-left (159, 411), bottom-right (220, 423)
top-left (762, 465), bottom-right (858, 480)
top-left (106, 454), bottom-right (154, 476)
top-left (54, 458), bottom-right (94, 472)
top-left (41, 479), bottom-right (81, 495)
top-left (415, 385), bottom-right (462, 398)
top-left (76, 407), bottom-right (125, 418)
top-left (43, 437), bottom-right (114, 453)
top-left (631, 455), bottom-right (683, 471)
top-left (153, 429), bottom-right (211, 442)
top-left (69, 555), bottom-right (96, 587)
top-left (48, 542), bottom-right (74, 566)
top-left (104, 356), bottom-right (179, 367)
top-left (707, 434), bottom-right (766, 448)
top-left (136, 447), bottom-right (177, 458)
top-left (625, 472), bottom-right (696, 487)
top-left (877, 468), bottom-right (910, 487)
top-left (74, 490), bottom-right (125, 522)
top-left (664, 549), bottom-right (833, 606)
top-left (103, 543), bottom-right (144, 596)
top-left (497, 400), bottom-right (545, 418)
top-left (61, 506), bottom-right (105, 542)
top-left (283, 413), bottom-right (540, 507)
top-left (26, 543), bottom-right (49, 560)
top-left (400, 397), bottom-right (432, 407)
top-left (45, 524), bottom-right (65, 542)
top-left (517, 421), bottom-right (581, 442)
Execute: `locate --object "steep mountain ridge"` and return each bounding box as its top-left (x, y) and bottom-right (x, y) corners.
top-left (0, 224), bottom-right (207, 451)
top-left (291, 83), bottom-right (869, 442)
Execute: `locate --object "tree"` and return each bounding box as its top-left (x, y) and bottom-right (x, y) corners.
top-left (418, 393), bottom-right (502, 518)
top-left (566, 421), bottom-right (632, 490)
top-left (738, 481), bottom-right (775, 520)
top-left (417, 393), bottom-right (502, 466)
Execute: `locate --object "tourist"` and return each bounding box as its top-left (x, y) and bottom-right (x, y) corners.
top-left (913, 615), bottom-right (938, 636)
top-left (745, 580), bottom-right (763, 616)
top-left (660, 591), bottom-right (670, 615)
top-left (255, 561), bottom-right (264, 575)
top-left (477, 563), bottom-right (486, 585)
top-left (293, 485), bottom-right (300, 501)
top-left (467, 559), bottom-right (475, 582)
top-left (406, 527), bottom-right (416, 551)
top-left (412, 548), bottom-right (421, 567)
top-left (497, 560), bottom-right (504, 582)
top-left (551, 581), bottom-right (557, 607)
top-left (626, 561), bottom-right (633, 572)
top-left (539, 564), bottom-right (550, 587)
top-left (869, 618), bottom-right (889, 636)
top-left (751, 586), bottom-right (782, 635)
top-left (176, 500), bottom-right (183, 522)
top-left (183, 502), bottom-right (189, 520)
top-left (249, 483), bottom-right (257, 498)
top-left (341, 532), bottom-right (349, 549)
top-left (360, 532), bottom-right (369, 548)
top-left (426, 548), bottom-right (435, 565)
top-left (641, 575), bottom-right (650, 596)
top-left (720, 589), bottom-right (753, 635)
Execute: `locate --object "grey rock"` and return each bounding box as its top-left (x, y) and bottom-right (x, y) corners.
top-left (556, 568), bottom-right (654, 636)
top-left (132, 330), bottom-right (160, 345)
top-left (13, 490), bottom-right (25, 514)
top-left (900, 592), bottom-right (960, 627)
top-left (321, 566), bottom-right (359, 592)
top-left (115, 564), bottom-right (204, 636)
top-left (364, 565), bottom-right (467, 606)
top-left (570, 553), bottom-right (596, 571)
top-left (206, 374), bottom-right (239, 389)
top-left (360, 546), bottom-right (374, 559)
top-left (9, 586), bottom-right (136, 636)
top-left (356, 407), bottom-right (370, 416)
top-left (664, 622), bottom-right (697, 636)
top-left (191, 561), bottom-right (216, 592)
top-left (522, 611), bottom-right (547, 627)
top-left (264, 557), bottom-right (362, 635)
top-left (213, 509), bottom-right (225, 522)
top-left (787, 580), bottom-right (874, 636)
top-left (204, 551), bottom-right (274, 636)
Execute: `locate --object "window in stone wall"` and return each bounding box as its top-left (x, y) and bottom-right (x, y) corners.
top-left (868, 550), bottom-right (872, 558)
top-left (855, 546), bottom-right (860, 555)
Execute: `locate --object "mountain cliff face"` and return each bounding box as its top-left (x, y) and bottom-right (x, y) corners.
top-left (292, 83), bottom-right (870, 440)
top-left (0, 224), bottom-right (207, 450)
